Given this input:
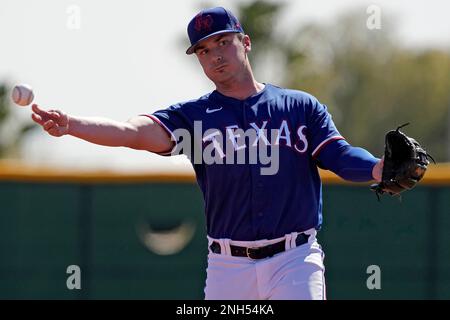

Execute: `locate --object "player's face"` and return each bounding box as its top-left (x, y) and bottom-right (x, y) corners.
top-left (194, 33), bottom-right (250, 85)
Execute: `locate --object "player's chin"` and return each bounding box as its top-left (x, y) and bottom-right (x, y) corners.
top-left (207, 71), bottom-right (233, 84)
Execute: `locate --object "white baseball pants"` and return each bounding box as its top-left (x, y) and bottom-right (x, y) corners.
top-left (204, 229), bottom-right (326, 300)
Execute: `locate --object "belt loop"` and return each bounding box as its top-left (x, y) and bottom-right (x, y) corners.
top-left (207, 236), bottom-right (214, 247)
top-left (223, 239), bottom-right (232, 256)
top-left (285, 233), bottom-right (292, 251)
top-left (290, 232), bottom-right (297, 249)
top-left (207, 236), bottom-right (214, 253)
top-left (306, 228), bottom-right (317, 242)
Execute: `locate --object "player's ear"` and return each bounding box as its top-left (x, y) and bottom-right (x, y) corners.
top-left (242, 34), bottom-right (251, 53)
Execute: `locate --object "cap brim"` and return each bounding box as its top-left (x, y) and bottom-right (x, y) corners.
top-left (186, 30), bottom-right (241, 55)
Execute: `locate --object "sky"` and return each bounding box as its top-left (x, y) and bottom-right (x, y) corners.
top-left (0, 0), bottom-right (449, 173)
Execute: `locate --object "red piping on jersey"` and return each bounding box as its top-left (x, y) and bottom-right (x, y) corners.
top-left (312, 136), bottom-right (345, 158)
top-left (140, 114), bottom-right (175, 155)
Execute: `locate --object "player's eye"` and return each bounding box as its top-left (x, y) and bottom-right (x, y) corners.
top-left (219, 40), bottom-right (228, 46)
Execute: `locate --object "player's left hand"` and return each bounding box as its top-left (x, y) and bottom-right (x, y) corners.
top-left (372, 157), bottom-right (384, 182)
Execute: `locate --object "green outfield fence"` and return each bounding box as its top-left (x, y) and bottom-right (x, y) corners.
top-left (1, 161), bottom-right (449, 299)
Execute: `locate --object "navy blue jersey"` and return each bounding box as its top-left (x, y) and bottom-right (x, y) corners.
top-left (148, 84), bottom-right (344, 241)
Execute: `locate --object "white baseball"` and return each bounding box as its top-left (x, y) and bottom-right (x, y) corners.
top-left (12, 84), bottom-right (34, 106)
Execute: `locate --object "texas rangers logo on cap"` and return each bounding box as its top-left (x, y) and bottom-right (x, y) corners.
top-left (194, 14), bottom-right (214, 32)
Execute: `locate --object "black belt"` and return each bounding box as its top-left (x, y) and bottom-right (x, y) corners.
top-left (209, 233), bottom-right (310, 260)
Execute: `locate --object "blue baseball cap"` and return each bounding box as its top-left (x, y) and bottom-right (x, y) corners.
top-left (186, 7), bottom-right (244, 55)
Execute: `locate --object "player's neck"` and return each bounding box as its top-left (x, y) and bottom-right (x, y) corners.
top-left (215, 74), bottom-right (264, 101)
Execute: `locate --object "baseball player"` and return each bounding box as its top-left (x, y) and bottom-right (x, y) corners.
top-left (31, 7), bottom-right (383, 300)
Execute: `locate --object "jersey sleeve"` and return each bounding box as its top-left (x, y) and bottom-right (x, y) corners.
top-left (306, 97), bottom-right (345, 158)
top-left (316, 139), bottom-right (379, 182)
top-left (141, 104), bottom-right (192, 156)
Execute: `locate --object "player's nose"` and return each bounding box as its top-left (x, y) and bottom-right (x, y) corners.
top-left (211, 56), bottom-right (224, 69)
top-left (211, 51), bottom-right (223, 64)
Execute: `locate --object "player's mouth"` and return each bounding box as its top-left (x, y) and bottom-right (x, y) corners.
top-left (214, 64), bottom-right (228, 72)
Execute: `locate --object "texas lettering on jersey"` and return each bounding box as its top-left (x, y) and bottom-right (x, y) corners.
top-left (165, 119), bottom-right (309, 175)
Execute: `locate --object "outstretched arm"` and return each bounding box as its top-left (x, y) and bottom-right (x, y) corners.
top-left (316, 139), bottom-right (383, 182)
top-left (31, 104), bottom-right (174, 154)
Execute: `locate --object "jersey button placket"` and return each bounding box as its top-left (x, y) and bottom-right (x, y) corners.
top-left (252, 167), bottom-right (265, 219)
top-left (245, 100), bottom-right (265, 233)
top-left (256, 179), bottom-right (264, 217)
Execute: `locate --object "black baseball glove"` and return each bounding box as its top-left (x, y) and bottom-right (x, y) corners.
top-left (371, 123), bottom-right (434, 199)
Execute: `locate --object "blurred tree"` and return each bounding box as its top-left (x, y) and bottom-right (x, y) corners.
top-left (237, 1), bottom-right (284, 63)
top-left (0, 83), bottom-right (36, 158)
top-left (234, 1), bottom-right (450, 161)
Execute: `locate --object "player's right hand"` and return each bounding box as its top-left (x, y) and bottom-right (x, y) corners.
top-left (31, 104), bottom-right (69, 137)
